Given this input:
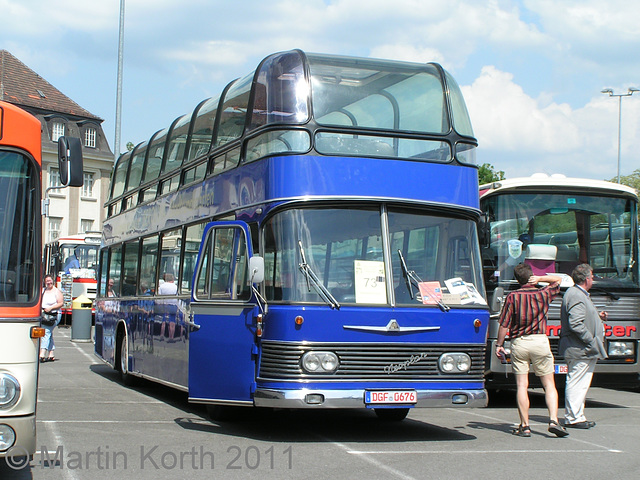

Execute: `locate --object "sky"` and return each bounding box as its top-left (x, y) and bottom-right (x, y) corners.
top-left (1, 0), bottom-right (639, 181)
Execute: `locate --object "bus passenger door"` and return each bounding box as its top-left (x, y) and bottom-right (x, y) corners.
top-left (188, 221), bottom-right (259, 406)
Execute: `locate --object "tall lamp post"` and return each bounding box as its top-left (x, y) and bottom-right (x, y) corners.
top-left (601, 87), bottom-right (639, 183)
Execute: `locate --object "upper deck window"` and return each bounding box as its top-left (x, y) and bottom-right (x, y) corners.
top-left (143, 128), bottom-right (169, 183)
top-left (445, 71), bottom-right (474, 137)
top-left (213, 74), bottom-right (253, 150)
top-left (126, 142), bottom-right (148, 192)
top-left (186, 96), bottom-right (219, 163)
top-left (250, 51), bottom-right (310, 130)
top-left (308, 55), bottom-right (451, 135)
top-left (111, 152), bottom-right (130, 199)
top-left (163, 114), bottom-right (190, 174)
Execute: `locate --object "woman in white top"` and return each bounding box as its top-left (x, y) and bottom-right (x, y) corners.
top-left (41, 274), bottom-right (63, 362)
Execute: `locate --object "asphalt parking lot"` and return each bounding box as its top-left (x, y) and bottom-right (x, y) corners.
top-left (2, 327), bottom-right (640, 480)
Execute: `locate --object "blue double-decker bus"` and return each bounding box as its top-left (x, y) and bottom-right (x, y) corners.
top-left (94, 50), bottom-right (489, 421)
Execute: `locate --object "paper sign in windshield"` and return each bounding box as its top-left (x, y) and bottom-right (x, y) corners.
top-left (418, 281), bottom-right (442, 305)
top-left (354, 260), bottom-right (387, 304)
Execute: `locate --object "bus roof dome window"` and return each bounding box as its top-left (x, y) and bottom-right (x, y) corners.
top-left (445, 71), bottom-right (474, 137)
top-left (250, 51), bottom-right (309, 130)
top-left (308, 54), bottom-right (458, 136)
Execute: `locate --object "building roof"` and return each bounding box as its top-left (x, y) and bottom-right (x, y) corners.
top-left (0, 49), bottom-right (102, 121)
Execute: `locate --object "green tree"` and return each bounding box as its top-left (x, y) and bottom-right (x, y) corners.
top-left (608, 169), bottom-right (640, 224)
top-left (608, 169), bottom-right (640, 192)
top-left (126, 141), bottom-right (134, 151)
top-left (478, 163), bottom-right (505, 185)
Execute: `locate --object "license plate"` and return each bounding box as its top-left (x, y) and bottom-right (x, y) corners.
top-left (555, 364), bottom-right (568, 374)
top-left (365, 390), bottom-right (417, 405)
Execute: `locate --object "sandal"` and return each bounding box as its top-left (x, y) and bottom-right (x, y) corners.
top-left (39, 357), bottom-right (47, 363)
top-left (549, 420), bottom-right (569, 437)
top-left (512, 424), bottom-right (531, 437)
top-left (47, 357), bottom-right (56, 362)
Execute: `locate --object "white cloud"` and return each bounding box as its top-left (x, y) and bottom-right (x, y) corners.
top-left (370, 45), bottom-right (447, 67)
top-left (0, 0), bottom-right (117, 35)
top-left (466, 65), bottom-right (640, 179)
top-left (465, 66), bottom-right (580, 152)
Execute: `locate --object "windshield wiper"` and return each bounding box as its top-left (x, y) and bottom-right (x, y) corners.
top-left (298, 240), bottom-right (340, 309)
top-left (589, 285), bottom-right (620, 301)
top-left (397, 250), bottom-right (450, 312)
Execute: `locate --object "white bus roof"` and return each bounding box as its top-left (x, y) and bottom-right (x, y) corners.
top-left (47, 232), bottom-right (102, 246)
top-left (480, 173), bottom-right (638, 199)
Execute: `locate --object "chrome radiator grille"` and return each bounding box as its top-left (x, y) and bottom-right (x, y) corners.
top-left (259, 341), bottom-right (485, 381)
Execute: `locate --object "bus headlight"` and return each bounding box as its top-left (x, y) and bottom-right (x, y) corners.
top-left (301, 352), bottom-right (339, 373)
top-left (0, 424), bottom-right (17, 451)
top-left (438, 353), bottom-right (471, 374)
top-left (0, 374), bottom-right (21, 409)
top-left (607, 341), bottom-right (634, 357)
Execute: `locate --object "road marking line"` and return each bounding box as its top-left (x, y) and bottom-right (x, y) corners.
top-left (327, 439), bottom-right (417, 480)
top-left (39, 420), bottom-right (178, 424)
top-left (42, 420), bottom-right (82, 480)
top-left (348, 448), bottom-right (623, 454)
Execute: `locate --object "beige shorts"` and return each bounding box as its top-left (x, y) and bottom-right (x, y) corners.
top-left (510, 334), bottom-right (554, 376)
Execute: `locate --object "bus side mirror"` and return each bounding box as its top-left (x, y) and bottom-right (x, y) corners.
top-left (490, 286), bottom-right (504, 313)
top-left (249, 256), bottom-right (264, 284)
top-left (58, 136), bottom-right (84, 187)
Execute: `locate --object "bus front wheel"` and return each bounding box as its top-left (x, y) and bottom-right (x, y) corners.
top-left (117, 329), bottom-right (137, 386)
top-left (374, 408), bottom-right (409, 421)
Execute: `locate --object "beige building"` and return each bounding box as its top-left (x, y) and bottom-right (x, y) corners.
top-left (0, 49), bottom-right (114, 243)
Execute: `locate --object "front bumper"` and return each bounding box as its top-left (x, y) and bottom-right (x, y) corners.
top-left (0, 414), bottom-right (36, 458)
top-left (254, 387), bottom-right (488, 409)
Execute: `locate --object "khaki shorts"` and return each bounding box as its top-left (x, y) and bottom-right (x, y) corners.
top-left (510, 334), bottom-right (554, 376)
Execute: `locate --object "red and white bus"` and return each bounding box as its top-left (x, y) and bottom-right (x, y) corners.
top-left (0, 100), bottom-right (82, 465)
top-left (43, 232), bottom-right (101, 312)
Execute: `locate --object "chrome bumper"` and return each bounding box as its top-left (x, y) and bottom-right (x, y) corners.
top-left (254, 388), bottom-right (488, 409)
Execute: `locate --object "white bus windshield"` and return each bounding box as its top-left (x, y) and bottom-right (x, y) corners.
top-left (483, 192), bottom-right (638, 290)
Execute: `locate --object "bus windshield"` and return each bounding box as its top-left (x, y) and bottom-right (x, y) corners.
top-left (0, 152), bottom-right (39, 303)
top-left (483, 192), bottom-right (638, 290)
top-left (60, 244), bottom-right (99, 273)
top-left (263, 206), bottom-right (485, 305)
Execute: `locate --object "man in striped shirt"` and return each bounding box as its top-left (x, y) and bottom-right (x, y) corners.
top-left (495, 263), bottom-right (568, 437)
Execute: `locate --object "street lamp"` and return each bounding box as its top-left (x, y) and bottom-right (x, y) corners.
top-left (601, 87), bottom-right (639, 183)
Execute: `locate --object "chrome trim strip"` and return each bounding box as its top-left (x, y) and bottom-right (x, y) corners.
top-left (189, 398), bottom-right (253, 407)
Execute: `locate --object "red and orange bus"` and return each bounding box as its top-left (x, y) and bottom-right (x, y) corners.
top-left (0, 101), bottom-right (82, 466)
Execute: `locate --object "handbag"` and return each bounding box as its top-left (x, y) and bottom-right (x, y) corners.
top-left (41, 311), bottom-right (58, 326)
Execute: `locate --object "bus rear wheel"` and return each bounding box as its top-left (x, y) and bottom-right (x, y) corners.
top-left (374, 408), bottom-right (409, 421)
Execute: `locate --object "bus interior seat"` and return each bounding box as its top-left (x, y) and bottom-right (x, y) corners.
top-left (524, 244), bottom-right (557, 275)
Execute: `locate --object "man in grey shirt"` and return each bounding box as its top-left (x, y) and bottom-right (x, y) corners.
top-left (559, 264), bottom-right (608, 429)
